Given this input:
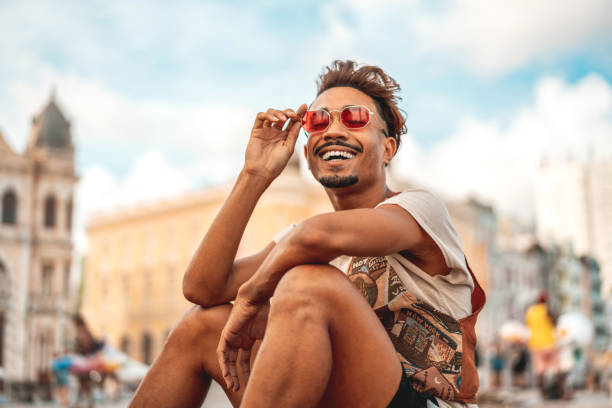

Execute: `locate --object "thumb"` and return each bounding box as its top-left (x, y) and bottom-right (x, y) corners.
top-left (286, 104), bottom-right (308, 149)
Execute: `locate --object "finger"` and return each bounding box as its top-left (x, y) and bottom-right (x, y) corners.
top-left (227, 348), bottom-right (240, 391)
top-left (217, 344), bottom-right (233, 390)
top-left (296, 103), bottom-right (308, 117)
top-left (254, 112), bottom-right (285, 128)
top-left (285, 104), bottom-right (308, 147)
top-left (238, 349), bottom-right (251, 386)
top-left (282, 108), bottom-right (297, 119)
top-left (281, 105), bottom-right (307, 132)
top-left (267, 110), bottom-right (289, 130)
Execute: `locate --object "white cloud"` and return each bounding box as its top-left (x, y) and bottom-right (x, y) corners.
top-left (74, 151), bottom-right (197, 252)
top-left (396, 73), bottom-right (612, 217)
top-left (5, 71), bottom-right (253, 154)
top-left (415, 0), bottom-right (612, 76)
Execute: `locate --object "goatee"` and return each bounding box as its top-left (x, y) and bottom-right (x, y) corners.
top-left (318, 175), bottom-right (359, 188)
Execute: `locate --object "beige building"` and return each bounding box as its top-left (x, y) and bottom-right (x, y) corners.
top-left (81, 158), bottom-right (332, 364)
top-left (0, 93), bottom-right (78, 390)
top-left (82, 158), bottom-right (493, 364)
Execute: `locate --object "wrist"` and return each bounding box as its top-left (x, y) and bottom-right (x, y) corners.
top-left (235, 169), bottom-right (272, 194)
top-left (238, 280), bottom-right (262, 304)
top-left (239, 167), bottom-right (275, 186)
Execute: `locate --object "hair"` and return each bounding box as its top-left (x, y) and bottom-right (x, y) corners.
top-left (316, 60), bottom-right (407, 152)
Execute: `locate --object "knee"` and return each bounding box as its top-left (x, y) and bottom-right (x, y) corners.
top-left (271, 264), bottom-right (345, 316)
top-left (166, 303), bottom-right (231, 350)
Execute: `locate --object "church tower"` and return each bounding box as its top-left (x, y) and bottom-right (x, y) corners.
top-left (0, 91), bottom-right (77, 396)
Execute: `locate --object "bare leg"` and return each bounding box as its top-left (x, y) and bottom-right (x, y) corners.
top-left (242, 265), bottom-right (402, 408)
top-left (130, 304), bottom-right (254, 407)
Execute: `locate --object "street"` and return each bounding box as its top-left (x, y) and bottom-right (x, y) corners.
top-left (2, 384), bottom-right (609, 407)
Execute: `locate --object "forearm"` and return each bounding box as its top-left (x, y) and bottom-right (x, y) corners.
top-left (182, 170), bottom-right (271, 304)
top-left (238, 219), bottom-right (340, 303)
top-left (238, 206), bottom-right (424, 303)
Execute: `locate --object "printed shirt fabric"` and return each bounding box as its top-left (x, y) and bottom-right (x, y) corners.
top-left (273, 190), bottom-right (486, 406)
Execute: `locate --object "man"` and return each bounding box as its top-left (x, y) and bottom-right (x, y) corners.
top-left (130, 60), bottom-right (484, 408)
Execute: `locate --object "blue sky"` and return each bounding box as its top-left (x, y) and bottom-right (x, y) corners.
top-left (1, 0), bottom-right (611, 249)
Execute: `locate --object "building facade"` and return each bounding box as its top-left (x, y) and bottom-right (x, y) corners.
top-left (536, 159), bottom-right (612, 296)
top-left (0, 94), bottom-right (78, 394)
top-left (81, 157), bottom-right (333, 364)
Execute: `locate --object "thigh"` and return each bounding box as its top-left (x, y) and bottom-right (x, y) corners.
top-left (130, 304), bottom-right (261, 408)
top-left (275, 265), bottom-right (403, 408)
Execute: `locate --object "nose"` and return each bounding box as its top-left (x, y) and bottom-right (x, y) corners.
top-left (323, 112), bottom-right (348, 140)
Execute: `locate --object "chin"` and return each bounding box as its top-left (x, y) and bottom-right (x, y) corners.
top-left (318, 174), bottom-right (359, 189)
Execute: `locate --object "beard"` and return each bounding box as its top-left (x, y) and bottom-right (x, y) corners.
top-left (318, 175), bottom-right (359, 188)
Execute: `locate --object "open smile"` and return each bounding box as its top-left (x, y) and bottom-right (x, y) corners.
top-left (320, 150), bottom-right (356, 161)
top-left (314, 141), bottom-right (362, 163)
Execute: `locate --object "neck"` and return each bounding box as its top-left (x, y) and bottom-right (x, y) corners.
top-left (326, 182), bottom-right (394, 211)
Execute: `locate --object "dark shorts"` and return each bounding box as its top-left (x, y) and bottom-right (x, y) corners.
top-left (387, 369), bottom-right (438, 408)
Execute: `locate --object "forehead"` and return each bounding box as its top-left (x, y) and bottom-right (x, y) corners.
top-left (310, 86), bottom-right (377, 111)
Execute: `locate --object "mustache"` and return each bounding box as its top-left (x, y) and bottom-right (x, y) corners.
top-left (313, 141), bottom-right (363, 156)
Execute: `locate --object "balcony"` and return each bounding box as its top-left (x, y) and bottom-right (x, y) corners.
top-left (26, 295), bottom-right (73, 315)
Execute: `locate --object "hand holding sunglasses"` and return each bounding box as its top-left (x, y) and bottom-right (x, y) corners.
top-left (301, 105), bottom-right (375, 135)
top-left (243, 104), bottom-right (308, 181)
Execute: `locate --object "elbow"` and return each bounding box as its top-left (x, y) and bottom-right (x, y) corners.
top-left (182, 278), bottom-right (202, 305)
top-left (292, 218), bottom-right (335, 256)
top-left (182, 273), bottom-right (214, 307)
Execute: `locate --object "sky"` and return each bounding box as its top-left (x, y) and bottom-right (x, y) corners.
top-left (1, 0), bottom-right (611, 251)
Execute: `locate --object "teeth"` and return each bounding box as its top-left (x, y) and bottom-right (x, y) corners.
top-left (322, 150), bottom-right (356, 161)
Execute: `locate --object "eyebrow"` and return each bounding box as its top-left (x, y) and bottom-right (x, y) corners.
top-left (315, 105), bottom-right (359, 111)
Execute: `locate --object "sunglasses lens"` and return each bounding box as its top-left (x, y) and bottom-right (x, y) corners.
top-left (302, 110), bottom-right (330, 133)
top-left (341, 106), bottom-right (370, 129)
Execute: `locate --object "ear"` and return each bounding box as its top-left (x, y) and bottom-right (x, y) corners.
top-left (382, 135), bottom-right (397, 164)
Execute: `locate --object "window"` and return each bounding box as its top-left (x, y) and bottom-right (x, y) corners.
top-left (44, 195), bottom-right (56, 228)
top-left (63, 261), bottom-right (70, 298)
top-left (65, 199), bottom-right (72, 231)
top-left (1, 190), bottom-right (16, 225)
top-left (0, 312), bottom-right (5, 367)
top-left (120, 335), bottom-right (130, 354)
top-left (41, 263), bottom-right (53, 296)
top-left (142, 332), bottom-right (152, 364)
top-left (0, 261), bottom-right (8, 305)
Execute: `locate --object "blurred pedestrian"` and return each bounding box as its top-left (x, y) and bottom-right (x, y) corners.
top-left (51, 352), bottom-right (71, 407)
top-left (525, 291), bottom-right (560, 397)
top-left (510, 342), bottom-right (529, 388)
top-left (73, 314), bottom-right (105, 408)
top-left (490, 342), bottom-right (505, 389)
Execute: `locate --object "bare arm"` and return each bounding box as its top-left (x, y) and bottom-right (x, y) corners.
top-left (182, 105), bottom-right (307, 306)
top-left (238, 204), bottom-right (429, 303)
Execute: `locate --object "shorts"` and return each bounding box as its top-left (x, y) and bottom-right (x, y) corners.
top-left (530, 347), bottom-right (560, 376)
top-left (387, 369), bottom-right (439, 408)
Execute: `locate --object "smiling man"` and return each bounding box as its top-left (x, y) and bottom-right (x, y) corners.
top-left (130, 60), bottom-right (485, 408)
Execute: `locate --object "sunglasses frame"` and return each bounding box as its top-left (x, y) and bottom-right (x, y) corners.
top-left (302, 105), bottom-right (376, 136)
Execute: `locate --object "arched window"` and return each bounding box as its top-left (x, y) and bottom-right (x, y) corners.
top-left (44, 195), bottom-right (56, 228)
top-left (65, 199), bottom-right (72, 231)
top-left (142, 332), bottom-right (152, 365)
top-left (2, 190), bottom-right (17, 225)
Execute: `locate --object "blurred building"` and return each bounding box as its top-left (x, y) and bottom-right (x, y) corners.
top-left (81, 156), bottom-right (332, 364)
top-left (0, 93), bottom-right (78, 394)
top-left (536, 159), bottom-right (612, 296)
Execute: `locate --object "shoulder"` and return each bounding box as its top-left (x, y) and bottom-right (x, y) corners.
top-left (378, 189), bottom-right (450, 222)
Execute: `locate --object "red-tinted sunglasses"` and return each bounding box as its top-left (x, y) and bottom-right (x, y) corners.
top-left (301, 105), bottom-right (375, 135)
